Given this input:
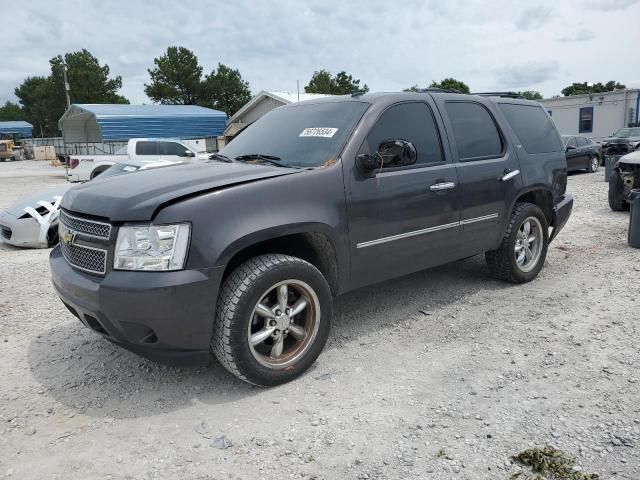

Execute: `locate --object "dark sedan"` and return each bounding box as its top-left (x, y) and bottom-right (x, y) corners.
top-left (562, 135), bottom-right (600, 173)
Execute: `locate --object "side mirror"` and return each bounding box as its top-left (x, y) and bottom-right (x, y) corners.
top-left (565, 145), bottom-right (575, 152)
top-left (357, 139), bottom-right (417, 172)
top-left (183, 150), bottom-right (196, 158)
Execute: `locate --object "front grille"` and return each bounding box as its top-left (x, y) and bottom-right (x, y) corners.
top-left (60, 240), bottom-right (107, 274)
top-left (0, 225), bottom-right (11, 240)
top-left (59, 210), bottom-right (111, 239)
top-left (604, 144), bottom-right (630, 156)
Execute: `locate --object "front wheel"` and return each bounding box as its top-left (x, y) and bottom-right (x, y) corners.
top-left (608, 173), bottom-right (629, 211)
top-left (212, 254), bottom-right (332, 386)
top-left (486, 203), bottom-right (549, 284)
top-left (588, 155), bottom-right (599, 173)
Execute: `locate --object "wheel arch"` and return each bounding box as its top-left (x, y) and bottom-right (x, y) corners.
top-left (219, 226), bottom-right (342, 296)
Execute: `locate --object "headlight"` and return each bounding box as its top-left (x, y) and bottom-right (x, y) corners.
top-left (114, 223), bottom-right (190, 271)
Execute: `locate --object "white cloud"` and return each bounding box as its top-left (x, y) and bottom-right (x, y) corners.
top-left (1, 0), bottom-right (639, 105)
top-left (558, 28), bottom-right (597, 42)
top-left (515, 6), bottom-right (553, 30)
top-left (583, 0), bottom-right (639, 10)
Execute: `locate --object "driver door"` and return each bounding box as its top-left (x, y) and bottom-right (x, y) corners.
top-left (346, 101), bottom-right (460, 287)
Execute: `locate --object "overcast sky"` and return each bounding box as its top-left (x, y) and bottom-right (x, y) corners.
top-left (4, 0), bottom-right (640, 105)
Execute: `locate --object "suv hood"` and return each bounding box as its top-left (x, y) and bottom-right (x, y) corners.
top-left (61, 161), bottom-right (300, 222)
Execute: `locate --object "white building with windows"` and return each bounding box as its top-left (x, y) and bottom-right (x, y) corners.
top-left (539, 89), bottom-right (639, 140)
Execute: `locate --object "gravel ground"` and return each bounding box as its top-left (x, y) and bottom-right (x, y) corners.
top-left (1, 161), bottom-right (639, 480)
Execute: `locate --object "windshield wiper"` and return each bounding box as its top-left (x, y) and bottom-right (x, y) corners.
top-left (235, 154), bottom-right (295, 168)
top-left (208, 153), bottom-right (234, 163)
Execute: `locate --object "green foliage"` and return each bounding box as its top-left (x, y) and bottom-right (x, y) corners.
top-left (0, 101), bottom-right (26, 121)
top-left (429, 78), bottom-right (471, 94)
top-left (518, 90), bottom-right (544, 100)
top-left (561, 81), bottom-right (626, 97)
top-left (403, 85), bottom-right (421, 92)
top-left (145, 46), bottom-right (204, 105)
top-left (201, 63), bottom-right (252, 116)
top-left (304, 69), bottom-right (368, 95)
top-left (13, 49), bottom-right (127, 136)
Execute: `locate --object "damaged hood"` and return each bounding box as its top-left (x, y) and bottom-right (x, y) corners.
top-left (61, 161), bottom-right (301, 221)
top-left (619, 151), bottom-right (640, 166)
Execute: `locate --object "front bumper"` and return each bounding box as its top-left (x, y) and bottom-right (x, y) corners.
top-left (550, 193), bottom-right (573, 242)
top-left (50, 246), bottom-right (224, 366)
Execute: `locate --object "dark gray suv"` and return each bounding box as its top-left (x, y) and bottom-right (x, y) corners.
top-left (50, 91), bottom-right (573, 386)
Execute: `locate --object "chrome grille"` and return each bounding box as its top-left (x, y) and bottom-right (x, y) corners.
top-left (59, 210), bottom-right (111, 239)
top-left (60, 240), bottom-right (107, 274)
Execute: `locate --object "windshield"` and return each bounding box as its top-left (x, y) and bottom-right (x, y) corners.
top-left (613, 127), bottom-right (640, 138)
top-left (220, 101), bottom-right (370, 168)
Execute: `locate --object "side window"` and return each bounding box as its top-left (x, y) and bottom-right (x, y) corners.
top-left (498, 103), bottom-right (564, 154)
top-left (444, 102), bottom-right (503, 161)
top-left (161, 142), bottom-right (189, 156)
top-left (579, 107), bottom-right (593, 133)
top-left (576, 136), bottom-right (588, 147)
top-left (567, 137), bottom-right (577, 148)
top-left (135, 141), bottom-right (158, 155)
top-left (366, 102), bottom-right (444, 167)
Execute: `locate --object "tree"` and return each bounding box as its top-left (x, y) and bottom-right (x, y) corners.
top-left (403, 85), bottom-right (421, 92)
top-left (0, 101), bottom-right (26, 121)
top-left (145, 46), bottom-right (204, 104)
top-left (201, 63), bottom-right (252, 116)
top-left (305, 69), bottom-right (368, 95)
top-left (517, 90), bottom-right (543, 100)
top-left (14, 50), bottom-right (127, 136)
top-left (429, 78), bottom-right (470, 94)
top-left (561, 81), bottom-right (626, 97)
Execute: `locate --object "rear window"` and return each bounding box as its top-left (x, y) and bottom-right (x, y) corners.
top-left (444, 102), bottom-right (503, 161)
top-left (498, 104), bottom-right (563, 154)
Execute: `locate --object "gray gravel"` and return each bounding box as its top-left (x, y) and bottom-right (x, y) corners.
top-left (1, 161), bottom-right (639, 479)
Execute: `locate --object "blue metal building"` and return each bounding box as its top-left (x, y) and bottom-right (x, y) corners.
top-left (0, 121), bottom-right (33, 138)
top-left (58, 104), bottom-right (227, 143)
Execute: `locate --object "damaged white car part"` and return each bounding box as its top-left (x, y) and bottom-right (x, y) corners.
top-left (20, 196), bottom-right (63, 248)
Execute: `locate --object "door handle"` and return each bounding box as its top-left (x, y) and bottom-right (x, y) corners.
top-left (429, 182), bottom-right (456, 191)
top-left (500, 169), bottom-right (520, 182)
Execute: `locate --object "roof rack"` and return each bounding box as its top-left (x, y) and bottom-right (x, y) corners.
top-left (351, 88), bottom-right (367, 97)
top-left (472, 92), bottom-right (525, 99)
top-left (418, 87), bottom-right (461, 94)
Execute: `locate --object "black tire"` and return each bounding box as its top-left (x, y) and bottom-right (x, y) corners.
top-left (608, 173), bottom-right (629, 211)
top-left (46, 226), bottom-right (59, 247)
top-left (588, 155), bottom-right (599, 173)
top-left (485, 202), bottom-right (549, 284)
top-left (212, 254), bottom-right (332, 386)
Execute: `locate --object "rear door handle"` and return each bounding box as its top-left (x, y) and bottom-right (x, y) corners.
top-left (429, 182), bottom-right (456, 191)
top-left (500, 169), bottom-right (520, 182)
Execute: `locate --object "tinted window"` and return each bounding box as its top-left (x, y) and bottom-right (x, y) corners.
top-left (444, 102), bottom-right (503, 160)
top-left (499, 104), bottom-right (563, 154)
top-left (161, 142), bottom-right (190, 156)
top-left (135, 141), bottom-right (158, 155)
top-left (576, 136), bottom-right (588, 147)
top-left (366, 102), bottom-right (443, 167)
top-left (221, 102), bottom-right (369, 168)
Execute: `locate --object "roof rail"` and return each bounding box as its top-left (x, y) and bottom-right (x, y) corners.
top-left (472, 91), bottom-right (525, 99)
top-left (418, 87), bottom-right (461, 94)
top-left (351, 88), bottom-right (367, 97)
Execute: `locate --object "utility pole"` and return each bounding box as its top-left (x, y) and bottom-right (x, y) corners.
top-left (62, 63), bottom-right (71, 109)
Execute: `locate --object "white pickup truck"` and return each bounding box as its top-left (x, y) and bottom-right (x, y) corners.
top-left (66, 138), bottom-right (210, 182)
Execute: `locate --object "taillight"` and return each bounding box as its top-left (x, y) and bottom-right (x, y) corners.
top-left (69, 158), bottom-right (79, 169)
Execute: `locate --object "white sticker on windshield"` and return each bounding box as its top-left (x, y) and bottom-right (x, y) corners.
top-left (299, 127), bottom-right (338, 138)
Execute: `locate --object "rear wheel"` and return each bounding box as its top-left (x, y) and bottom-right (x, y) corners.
top-left (588, 155), bottom-right (599, 173)
top-left (212, 254), bottom-right (332, 386)
top-left (608, 173), bottom-right (629, 211)
top-left (486, 203), bottom-right (549, 284)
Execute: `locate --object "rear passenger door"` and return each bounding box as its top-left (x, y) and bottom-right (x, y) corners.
top-left (575, 136), bottom-right (591, 169)
top-left (435, 99), bottom-right (523, 254)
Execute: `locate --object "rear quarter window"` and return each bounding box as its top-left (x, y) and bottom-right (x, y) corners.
top-left (498, 104), bottom-right (563, 154)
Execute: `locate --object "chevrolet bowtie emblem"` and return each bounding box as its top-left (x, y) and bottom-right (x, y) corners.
top-left (62, 230), bottom-right (75, 245)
